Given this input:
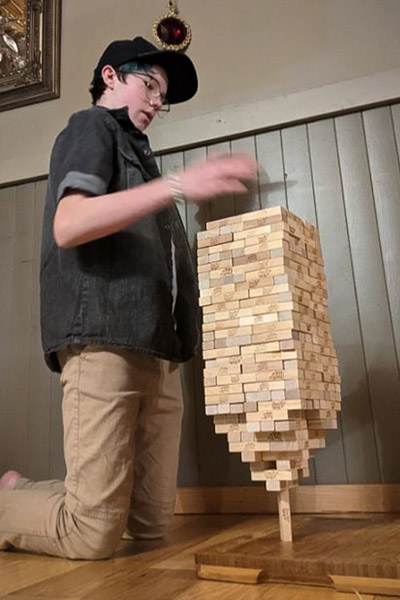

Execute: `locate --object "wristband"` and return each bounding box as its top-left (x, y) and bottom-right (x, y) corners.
top-left (167, 172), bottom-right (187, 204)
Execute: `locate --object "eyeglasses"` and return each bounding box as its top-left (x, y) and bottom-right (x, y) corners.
top-left (118, 70), bottom-right (170, 113)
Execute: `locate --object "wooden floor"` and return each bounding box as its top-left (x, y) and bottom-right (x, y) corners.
top-left (0, 514), bottom-right (395, 600)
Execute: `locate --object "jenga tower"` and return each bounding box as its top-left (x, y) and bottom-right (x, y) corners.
top-left (197, 206), bottom-right (341, 541)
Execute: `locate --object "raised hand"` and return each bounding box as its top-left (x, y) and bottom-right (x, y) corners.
top-left (175, 153), bottom-right (258, 204)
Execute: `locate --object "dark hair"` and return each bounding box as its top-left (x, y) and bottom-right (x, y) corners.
top-left (89, 70), bottom-right (129, 105)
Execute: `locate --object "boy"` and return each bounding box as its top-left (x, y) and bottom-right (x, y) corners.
top-left (0, 36), bottom-right (256, 559)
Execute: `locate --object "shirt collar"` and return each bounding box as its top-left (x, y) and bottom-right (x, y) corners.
top-left (95, 105), bottom-right (149, 140)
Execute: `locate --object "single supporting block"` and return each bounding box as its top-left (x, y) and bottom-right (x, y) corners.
top-left (278, 488), bottom-right (292, 542)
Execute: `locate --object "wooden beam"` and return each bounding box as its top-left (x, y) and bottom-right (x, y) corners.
top-left (175, 484), bottom-right (400, 514)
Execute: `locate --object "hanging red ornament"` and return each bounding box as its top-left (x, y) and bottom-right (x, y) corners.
top-left (152, 1), bottom-right (192, 52)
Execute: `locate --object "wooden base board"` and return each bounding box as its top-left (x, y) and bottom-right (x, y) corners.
top-left (195, 514), bottom-right (400, 595)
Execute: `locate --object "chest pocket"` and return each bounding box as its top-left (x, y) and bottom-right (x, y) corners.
top-left (118, 148), bottom-right (152, 187)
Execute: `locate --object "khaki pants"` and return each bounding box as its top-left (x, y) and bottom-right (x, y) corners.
top-left (0, 346), bottom-right (183, 559)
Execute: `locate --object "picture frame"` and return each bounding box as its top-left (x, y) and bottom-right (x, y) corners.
top-left (0, 0), bottom-right (61, 112)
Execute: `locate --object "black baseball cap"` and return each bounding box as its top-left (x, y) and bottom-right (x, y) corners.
top-left (92, 36), bottom-right (198, 104)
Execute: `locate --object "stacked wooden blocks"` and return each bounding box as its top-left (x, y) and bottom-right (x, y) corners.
top-left (197, 206), bottom-right (341, 493)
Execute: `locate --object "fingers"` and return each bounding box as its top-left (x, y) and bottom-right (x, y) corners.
top-left (207, 152), bottom-right (233, 162)
top-left (208, 154), bottom-right (258, 181)
top-left (207, 152), bottom-right (255, 163)
top-left (208, 179), bottom-right (250, 196)
top-left (175, 153), bottom-right (258, 204)
top-left (207, 152), bottom-right (258, 168)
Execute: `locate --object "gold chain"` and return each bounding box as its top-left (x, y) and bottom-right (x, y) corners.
top-left (168, 0), bottom-right (177, 14)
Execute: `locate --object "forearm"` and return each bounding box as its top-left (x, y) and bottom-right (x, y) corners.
top-left (54, 177), bottom-right (174, 248)
top-left (54, 153), bottom-right (258, 248)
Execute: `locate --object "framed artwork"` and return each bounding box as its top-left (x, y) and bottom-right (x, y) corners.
top-left (0, 0), bottom-right (61, 112)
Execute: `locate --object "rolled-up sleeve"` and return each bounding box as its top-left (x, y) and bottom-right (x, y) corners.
top-left (50, 109), bottom-right (115, 203)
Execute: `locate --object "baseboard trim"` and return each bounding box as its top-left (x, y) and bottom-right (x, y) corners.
top-left (175, 484), bottom-right (400, 514)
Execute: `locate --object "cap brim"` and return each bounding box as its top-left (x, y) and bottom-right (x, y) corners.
top-left (134, 50), bottom-right (198, 104)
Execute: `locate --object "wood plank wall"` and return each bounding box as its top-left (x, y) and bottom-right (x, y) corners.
top-left (0, 180), bottom-right (64, 480)
top-left (1, 104), bottom-right (400, 490)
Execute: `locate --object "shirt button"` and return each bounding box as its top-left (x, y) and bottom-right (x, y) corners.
top-left (143, 148), bottom-right (151, 157)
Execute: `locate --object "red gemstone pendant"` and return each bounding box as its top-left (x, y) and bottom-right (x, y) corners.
top-left (157, 17), bottom-right (187, 46)
top-left (152, 8), bottom-right (192, 51)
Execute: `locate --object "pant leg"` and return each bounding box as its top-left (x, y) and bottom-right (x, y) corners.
top-left (14, 479), bottom-right (66, 494)
top-left (126, 359), bottom-right (184, 539)
top-left (0, 345), bottom-right (149, 559)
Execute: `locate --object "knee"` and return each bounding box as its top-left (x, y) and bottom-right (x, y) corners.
top-left (64, 514), bottom-right (126, 560)
top-left (128, 520), bottom-right (169, 541)
top-left (126, 498), bottom-right (175, 541)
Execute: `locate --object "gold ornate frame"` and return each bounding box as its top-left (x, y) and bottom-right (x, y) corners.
top-left (0, 0), bottom-right (61, 112)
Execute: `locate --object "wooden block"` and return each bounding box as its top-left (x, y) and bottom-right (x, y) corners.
top-left (200, 282), bottom-right (236, 299)
top-left (245, 422), bottom-right (261, 433)
top-left (262, 449), bottom-right (310, 462)
top-left (307, 419), bottom-right (338, 429)
top-left (243, 402), bottom-right (259, 413)
top-left (244, 392), bottom-right (272, 403)
top-left (276, 458), bottom-right (308, 470)
top-left (227, 430), bottom-right (242, 442)
top-left (261, 400), bottom-right (308, 412)
top-left (270, 390), bottom-right (286, 401)
top-left (213, 413), bottom-right (246, 425)
top-left (230, 403), bottom-right (244, 414)
top-left (243, 380), bottom-right (285, 392)
top-left (228, 439), bottom-right (310, 453)
top-left (214, 335), bottom-right (253, 349)
top-left (205, 383), bottom-right (244, 397)
top-left (202, 331), bottom-right (215, 342)
top-left (255, 350), bottom-right (298, 362)
top-left (205, 214), bottom-right (244, 231)
top-left (204, 364), bottom-right (241, 377)
top-left (249, 460), bottom-right (276, 470)
top-left (275, 419), bottom-right (307, 432)
top-left (214, 423), bottom-right (246, 434)
top-left (197, 232), bottom-right (233, 249)
top-left (208, 289), bottom-right (249, 304)
top-left (254, 430), bottom-right (309, 442)
top-left (307, 409), bottom-right (337, 419)
top-left (215, 373), bottom-right (254, 386)
top-left (259, 420), bottom-right (275, 432)
top-left (203, 300), bottom-right (240, 314)
top-left (241, 314), bottom-right (280, 327)
top-left (207, 239), bottom-right (246, 254)
top-left (214, 326), bottom-right (252, 340)
top-left (202, 341), bottom-right (215, 351)
top-left (234, 223), bottom-right (274, 240)
top-left (240, 450), bottom-right (264, 462)
top-left (249, 283), bottom-right (290, 297)
top-left (266, 479), bottom-right (297, 492)
top-left (250, 468), bottom-right (299, 482)
top-left (239, 292), bottom-right (290, 309)
top-left (203, 347), bottom-right (241, 360)
top-left (204, 393), bottom-right (245, 405)
top-left (241, 341), bottom-right (281, 354)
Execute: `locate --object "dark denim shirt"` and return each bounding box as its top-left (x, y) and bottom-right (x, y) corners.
top-left (40, 105), bottom-right (199, 372)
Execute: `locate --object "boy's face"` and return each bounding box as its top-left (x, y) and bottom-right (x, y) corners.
top-left (106, 64), bottom-right (168, 131)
